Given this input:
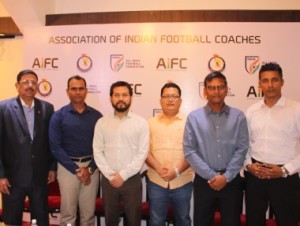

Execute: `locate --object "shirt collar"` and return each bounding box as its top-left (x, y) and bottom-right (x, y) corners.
top-left (204, 103), bottom-right (230, 115)
top-left (260, 96), bottom-right (286, 108)
top-left (157, 112), bottom-right (184, 121)
top-left (20, 97), bottom-right (35, 109)
top-left (67, 103), bottom-right (89, 113)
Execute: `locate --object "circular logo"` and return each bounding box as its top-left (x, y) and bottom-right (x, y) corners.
top-left (77, 54), bottom-right (93, 72)
top-left (208, 55), bottom-right (226, 72)
top-left (38, 80), bottom-right (52, 97)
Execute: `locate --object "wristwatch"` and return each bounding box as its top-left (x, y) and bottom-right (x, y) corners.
top-left (281, 166), bottom-right (289, 178)
top-left (88, 167), bottom-right (94, 175)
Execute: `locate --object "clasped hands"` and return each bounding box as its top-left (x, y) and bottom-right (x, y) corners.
top-left (208, 174), bottom-right (227, 191)
top-left (247, 162), bottom-right (282, 179)
top-left (158, 166), bottom-right (176, 182)
top-left (76, 167), bottom-right (91, 185)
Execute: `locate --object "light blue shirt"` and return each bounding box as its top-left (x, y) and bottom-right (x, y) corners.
top-left (21, 100), bottom-right (35, 140)
top-left (183, 104), bottom-right (249, 182)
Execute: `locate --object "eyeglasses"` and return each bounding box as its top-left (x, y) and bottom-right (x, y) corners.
top-left (19, 80), bottom-right (38, 86)
top-left (161, 95), bottom-right (180, 100)
top-left (206, 85), bottom-right (227, 91)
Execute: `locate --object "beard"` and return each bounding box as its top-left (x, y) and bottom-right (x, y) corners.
top-left (112, 101), bottom-right (131, 113)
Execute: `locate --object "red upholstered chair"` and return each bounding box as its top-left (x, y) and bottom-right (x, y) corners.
top-left (95, 196), bottom-right (104, 226)
top-left (0, 208), bottom-right (3, 222)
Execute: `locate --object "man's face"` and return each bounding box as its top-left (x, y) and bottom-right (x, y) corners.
top-left (259, 71), bottom-right (284, 100)
top-left (160, 87), bottom-right (181, 115)
top-left (15, 73), bottom-right (38, 100)
top-left (66, 79), bottom-right (87, 104)
top-left (111, 86), bottom-right (132, 112)
top-left (204, 77), bottom-right (228, 105)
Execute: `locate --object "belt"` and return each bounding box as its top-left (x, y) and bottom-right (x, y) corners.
top-left (251, 158), bottom-right (283, 167)
top-left (70, 156), bottom-right (92, 162)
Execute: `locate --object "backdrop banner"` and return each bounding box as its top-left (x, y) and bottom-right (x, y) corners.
top-left (23, 23), bottom-right (300, 117)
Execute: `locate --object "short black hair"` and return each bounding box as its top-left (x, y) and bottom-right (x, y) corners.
top-left (67, 75), bottom-right (87, 89)
top-left (204, 71), bottom-right (227, 87)
top-left (110, 81), bottom-right (133, 96)
top-left (17, 69), bottom-right (38, 82)
top-left (160, 82), bottom-right (181, 97)
top-left (259, 62), bottom-right (283, 80)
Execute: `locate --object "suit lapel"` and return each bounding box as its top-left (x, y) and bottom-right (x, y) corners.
top-left (13, 97), bottom-right (32, 139)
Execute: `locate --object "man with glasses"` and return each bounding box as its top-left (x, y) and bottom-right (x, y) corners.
top-left (0, 69), bottom-right (57, 226)
top-left (93, 81), bottom-right (149, 226)
top-left (49, 75), bottom-right (102, 226)
top-left (146, 82), bottom-right (194, 226)
top-left (183, 72), bottom-right (249, 226)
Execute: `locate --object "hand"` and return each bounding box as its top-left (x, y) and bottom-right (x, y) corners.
top-left (109, 172), bottom-right (124, 188)
top-left (208, 174), bottom-right (227, 191)
top-left (0, 178), bottom-right (11, 194)
top-left (160, 167), bottom-right (176, 182)
top-left (247, 163), bottom-right (282, 179)
top-left (76, 167), bottom-right (91, 185)
top-left (48, 171), bottom-right (57, 184)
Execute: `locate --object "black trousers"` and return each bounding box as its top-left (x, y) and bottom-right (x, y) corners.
top-left (245, 171), bottom-right (300, 226)
top-left (101, 174), bottom-right (142, 226)
top-left (193, 174), bottom-right (244, 226)
top-left (2, 184), bottom-right (49, 226)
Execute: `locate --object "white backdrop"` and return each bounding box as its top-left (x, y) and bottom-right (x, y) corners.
top-left (23, 23), bottom-right (300, 117)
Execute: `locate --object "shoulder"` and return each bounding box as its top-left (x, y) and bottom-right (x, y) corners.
top-left (129, 112), bottom-right (147, 123)
top-left (86, 105), bottom-right (103, 117)
top-left (187, 107), bottom-right (204, 119)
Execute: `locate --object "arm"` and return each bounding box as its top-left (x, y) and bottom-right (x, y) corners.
top-left (93, 119), bottom-right (115, 180)
top-left (49, 111), bottom-right (79, 174)
top-left (223, 115), bottom-right (249, 182)
top-left (183, 115), bottom-right (216, 180)
top-left (118, 120), bottom-right (149, 181)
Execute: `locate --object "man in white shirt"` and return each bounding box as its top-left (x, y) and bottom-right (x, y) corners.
top-left (93, 81), bottom-right (149, 226)
top-left (244, 62), bottom-right (300, 226)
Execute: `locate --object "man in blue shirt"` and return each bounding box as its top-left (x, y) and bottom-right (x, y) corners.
top-left (49, 75), bottom-right (102, 226)
top-left (183, 71), bottom-right (249, 226)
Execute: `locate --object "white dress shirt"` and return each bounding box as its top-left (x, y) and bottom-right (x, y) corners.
top-left (245, 96), bottom-right (300, 174)
top-left (93, 111), bottom-right (149, 181)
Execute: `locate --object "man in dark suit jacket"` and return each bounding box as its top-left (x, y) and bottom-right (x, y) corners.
top-left (0, 69), bottom-right (57, 226)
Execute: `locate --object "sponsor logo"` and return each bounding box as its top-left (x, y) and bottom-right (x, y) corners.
top-left (245, 56), bottom-right (260, 74)
top-left (156, 58), bottom-right (187, 71)
top-left (246, 86), bottom-right (264, 99)
top-left (87, 85), bottom-right (101, 94)
top-left (77, 54), bottom-right (92, 72)
top-left (208, 54), bottom-right (225, 72)
top-left (110, 54), bottom-right (125, 72)
top-left (32, 58), bottom-right (58, 70)
top-left (38, 79), bottom-right (52, 97)
top-left (110, 54), bottom-right (144, 71)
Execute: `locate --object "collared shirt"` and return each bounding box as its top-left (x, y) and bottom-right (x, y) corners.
top-left (147, 113), bottom-right (193, 189)
top-left (20, 98), bottom-right (35, 140)
top-left (183, 104), bottom-right (249, 181)
top-left (245, 96), bottom-right (300, 175)
top-left (49, 104), bottom-right (102, 174)
top-left (93, 111), bottom-right (149, 181)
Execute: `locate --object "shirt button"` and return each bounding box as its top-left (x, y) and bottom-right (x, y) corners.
top-left (32, 155), bottom-right (35, 158)
top-left (218, 155), bottom-right (221, 157)
top-left (217, 140), bottom-right (220, 142)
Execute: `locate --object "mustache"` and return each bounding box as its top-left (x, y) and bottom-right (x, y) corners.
top-left (25, 88), bottom-right (35, 92)
top-left (117, 101), bottom-right (126, 105)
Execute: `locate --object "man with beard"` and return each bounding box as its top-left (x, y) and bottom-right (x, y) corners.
top-left (93, 81), bottom-right (149, 226)
top-left (0, 69), bottom-right (56, 226)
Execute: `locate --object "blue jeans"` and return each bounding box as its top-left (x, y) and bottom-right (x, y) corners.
top-left (147, 181), bottom-right (192, 226)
